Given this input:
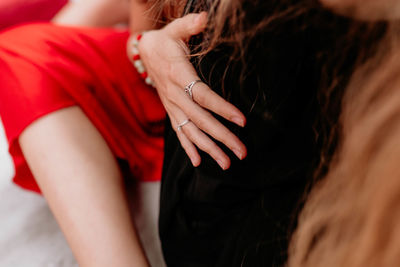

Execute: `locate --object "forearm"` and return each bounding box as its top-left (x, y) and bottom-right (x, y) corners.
top-left (20, 107), bottom-right (148, 267)
top-left (52, 0), bottom-right (129, 26)
top-left (43, 169), bottom-right (147, 267)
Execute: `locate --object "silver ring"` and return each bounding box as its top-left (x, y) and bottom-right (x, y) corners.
top-left (184, 80), bottom-right (202, 100)
top-left (177, 119), bottom-right (190, 131)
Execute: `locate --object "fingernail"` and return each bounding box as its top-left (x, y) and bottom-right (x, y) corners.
top-left (190, 158), bottom-right (196, 166)
top-left (232, 116), bottom-right (245, 127)
top-left (233, 149), bottom-right (244, 160)
top-left (217, 160), bottom-right (227, 170)
top-left (191, 157), bottom-right (200, 167)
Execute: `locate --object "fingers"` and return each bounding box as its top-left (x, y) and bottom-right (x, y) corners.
top-left (175, 128), bottom-right (201, 167)
top-left (165, 85), bottom-right (247, 160)
top-left (169, 60), bottom-right (246, 128)
top-left (180, 122), bottom-right (231, 170)
top-left (190, 82), bottom-right (246, 127)
top-left (181, 97), bottom-right (247, 160)
top-left (163, 62), bottom-right (247, 160)
top-left (169, 104), bottom-right (231, 170)
top-left (165, 12), bottom-right (207, 40)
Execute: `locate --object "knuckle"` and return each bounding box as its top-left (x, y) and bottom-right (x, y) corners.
top-left (195, 88), bottom-right (206, 103)
top-left (182, 127), bottom-right (195, 140)
top-left (196, 112), bottom-right (216, 132)
top-left (223, 132), bottom-right (239, 147)
top-left (200, 143), bottom-right (213, 155)
top-left (180, 140), bottom-right (190, 151)
top-left (199, 139), bottom-right (216, 154)
top-left (195, 117), bottom-right (207, 130)
top-left (170, 18), bottom-right (185, 31)
top-left (174, 17), bottom-right (184, 25)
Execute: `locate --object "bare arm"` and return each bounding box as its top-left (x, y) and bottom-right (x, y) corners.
top-left (20, 107), bottom-right (149, 267)
top-left (34, 2), bottom-right (158, 266)
top-left (52, 0), bottom-right (129, 26)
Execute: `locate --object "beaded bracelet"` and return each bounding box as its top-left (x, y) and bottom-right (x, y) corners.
top-left (128, 33), bottom-right (155, 87)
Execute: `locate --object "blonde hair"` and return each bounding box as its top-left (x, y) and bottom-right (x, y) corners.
top-left (289, 24), bottom-right (400, 267)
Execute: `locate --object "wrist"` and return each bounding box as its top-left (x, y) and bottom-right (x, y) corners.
top-left (127, 33), bottom-right (155, 87)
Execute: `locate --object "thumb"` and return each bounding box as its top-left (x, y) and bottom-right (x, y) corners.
top-left (166, 12), bottom-right (207, 40)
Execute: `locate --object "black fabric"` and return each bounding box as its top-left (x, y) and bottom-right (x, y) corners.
top-left (159, 2), bottom-right (356, 266)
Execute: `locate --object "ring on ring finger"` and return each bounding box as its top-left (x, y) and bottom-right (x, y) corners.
top-left (177, 119), bottom-right (191, 131)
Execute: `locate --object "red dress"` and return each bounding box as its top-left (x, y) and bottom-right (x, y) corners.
top-left (0, 23), bottom-right (166, 193)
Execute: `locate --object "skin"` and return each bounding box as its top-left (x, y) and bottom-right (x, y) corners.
top-left (23, 0), bottom-right (393, 266)
top-left (128, 0), bottom-right (400, 193)
top-left (131, 1), bottom-right (400, 266)
top-left (20, 1), bottom-right (150, 266)
top-left (132, 13), bottom-right (247, 170)
top-left (134, 1), bottom-right (400, 170)
top-left (20, 107), bottom-right (148, 267)
top-left (52, 0), bottom-right (129, 26)
top-left (20, 0), bottom-right (248, 266)
top-left (320, 0), bottom-right (400, 20)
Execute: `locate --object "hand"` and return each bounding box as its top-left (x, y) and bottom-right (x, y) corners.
top-left (128, 13), bottom-right (247, 170)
